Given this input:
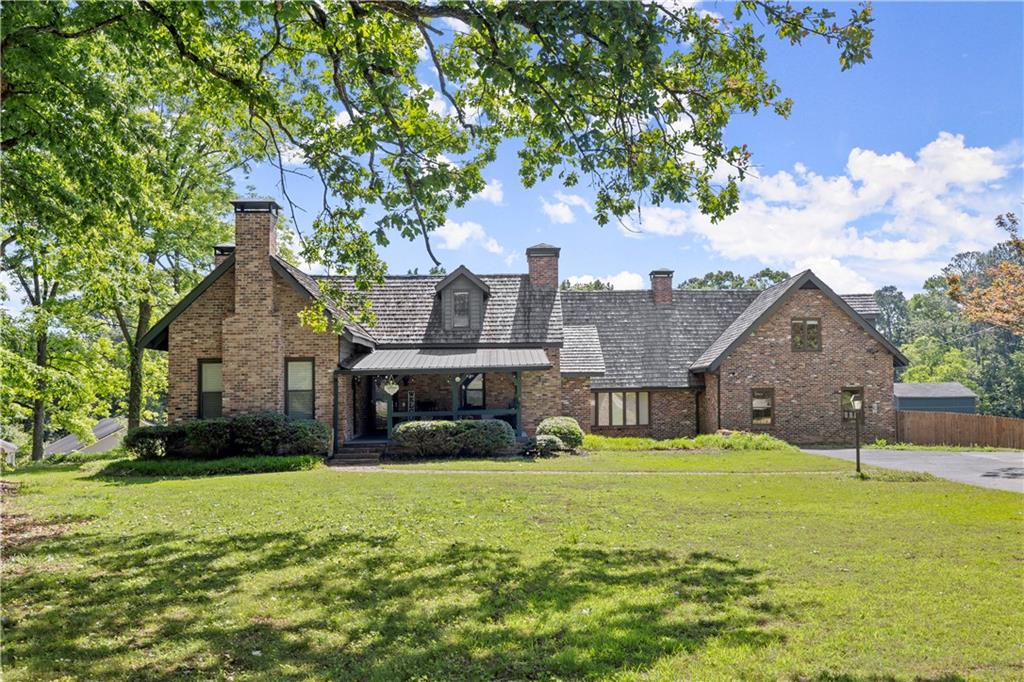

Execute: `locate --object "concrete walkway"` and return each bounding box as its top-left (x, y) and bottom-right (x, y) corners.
top-left (805, 448), bottom-right (1024, 493)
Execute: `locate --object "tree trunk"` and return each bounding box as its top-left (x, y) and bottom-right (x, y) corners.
top-left (126, 301), bottom-right (152, 430)
top-left (31, 331), bottom-right (48, 461)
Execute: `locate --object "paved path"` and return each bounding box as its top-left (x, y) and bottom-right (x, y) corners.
top-left (805, 448), bottom-right (1024, 493)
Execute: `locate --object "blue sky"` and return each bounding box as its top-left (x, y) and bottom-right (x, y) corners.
top-left (239, 1), bottom-right (1024, 294)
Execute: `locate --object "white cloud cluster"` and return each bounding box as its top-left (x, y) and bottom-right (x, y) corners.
top-left (623, 132), bottom-right (1020, 292)
top-left (434, 219), bottom-right (504, 255)
top-left (541, 192), bottom-right (592, 224)
top-left (565, 271), bottom-right (645, 290)
top-left (474, 178), bottom-right (504, 205)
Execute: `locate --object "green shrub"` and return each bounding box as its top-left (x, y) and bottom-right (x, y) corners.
top-left (123, 425), bottom-right (186, 459)
top-left (453, 420), bottom-right (516, 455)
top-left (232, 412), bottom-right (289, 456)
top-left (537, 417), bottom-right (584, 450)
top-left (528, 434), bottom-right (565, 458)
top-left (45, 449), bottom-right (130, 465)
top-left (184, 418), bottom-right (233, 459)
top-left (582, 431), bottom-right (793, 452)
top-left (283, 420), bottom-right (331, 456)
top-left (393, 419), bottom-right (516, 458)
top-left (99, 455), bottom-right (322, 478)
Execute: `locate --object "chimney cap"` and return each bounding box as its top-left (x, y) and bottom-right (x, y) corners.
top-left (650, 268), bottom-right (674, 276)
top-left (526, 243), bottom-right (560, 256)
top-left (231, 196), bottom-right (281, 213)
top-left (214, 244), bottom-right (236, 256)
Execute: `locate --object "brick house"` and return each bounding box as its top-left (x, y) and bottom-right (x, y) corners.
top-left (142, 198), bottom-right (907, 450)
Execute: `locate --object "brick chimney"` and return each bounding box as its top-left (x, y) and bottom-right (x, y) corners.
top-left (526, 243), bottom-right (560, 289)
top-left (230, 197), bottom-right (280, 313)
top-left (650, 268), bottom-right (674, 304)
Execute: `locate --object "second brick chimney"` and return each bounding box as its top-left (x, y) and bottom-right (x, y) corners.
top-left (526, 243), bottom-right (560, 289)
top-left (650, 268), bottom-right (674, 304)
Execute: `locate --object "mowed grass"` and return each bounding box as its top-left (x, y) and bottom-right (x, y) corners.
top-left (2, 451), bottom-right (1022, 681)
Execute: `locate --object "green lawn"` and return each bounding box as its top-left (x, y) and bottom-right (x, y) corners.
top-left (2, 450), bottom-right (1022, 681)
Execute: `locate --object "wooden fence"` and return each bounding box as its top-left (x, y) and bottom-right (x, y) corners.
top-left (896, 410), bottom-right (1024, 449)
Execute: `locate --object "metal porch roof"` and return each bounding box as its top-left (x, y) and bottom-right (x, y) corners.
top-left (343, 347), bottom-right (551, 374)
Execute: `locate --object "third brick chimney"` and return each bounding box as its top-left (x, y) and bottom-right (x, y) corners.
top-left (650, 268), bottom-right (674, 304)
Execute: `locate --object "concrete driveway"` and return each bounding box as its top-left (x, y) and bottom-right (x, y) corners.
top-left (805, 448), bottom-right (1024, 493)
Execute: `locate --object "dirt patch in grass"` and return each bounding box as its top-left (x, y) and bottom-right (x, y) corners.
top-left (0, 479), bottom-right (86, 551)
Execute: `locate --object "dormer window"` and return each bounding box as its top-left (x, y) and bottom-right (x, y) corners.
top-left (453, 291), bottom-right (470, 328)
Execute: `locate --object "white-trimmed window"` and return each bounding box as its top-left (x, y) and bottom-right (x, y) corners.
top-left (595, 391), bottom-right (650, 426)
top-left (286, 359), bottom-right (315, 420)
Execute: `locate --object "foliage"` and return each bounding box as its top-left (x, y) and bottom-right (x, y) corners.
top-left (392, 419), bottom-right (515, 458)
top-left (282, 420), bottom-right (332, 456)
top-left (560, 279), bottom-right (614, 291)
top-left (183, 418), bottom-right (234, 459)
top-left (537, 416), bottom-right (585, 449)
top-left (99, 455), bottom-right (321, 478)
top-left (947, 213), bottom-right (1024, 335)
top-left (872, 285), bottom-right (910, 346)
top-left (231, 412), bottom-right (291, 457)
top-left (123, 424), bottom-right (187, 460)
top-left (678, 268), bottom-right (790, 290)
top-left (583, 431), bottom-right (794, 452)
top-left (870, 439), bottom-right (1012, 453)
top-left (527, 435), bottom-right (565, 458)
top-left (5, 451), bottom-right (1022, 680)
top-left (899, 336), bottom-right (979, 390)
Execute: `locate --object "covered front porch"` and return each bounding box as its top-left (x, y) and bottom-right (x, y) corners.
top-left (343, 347), bottom-right (552, 440)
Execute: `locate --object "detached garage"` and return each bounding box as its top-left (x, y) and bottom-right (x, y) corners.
top-left (894, 382), bottom-right (977, 414)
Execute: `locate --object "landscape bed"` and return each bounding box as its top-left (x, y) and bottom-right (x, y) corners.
top-left (1, 449), bottom-right (1021, 680)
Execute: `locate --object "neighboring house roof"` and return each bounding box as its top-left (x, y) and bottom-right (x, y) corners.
top-left (343, 347), bottom-right (552, 374)
top-left (561, 289), bottom-right (761, 389)
top-left (894, 382), bottom-right (977, 399)
top-left (561, 325), bottom-right (606, 376)
top-left (690, 271), bottom-right (908, 373)
top-left (43, 417), bottom-right (138, 456)
top-left (322, 274), bottom-right (563, 347)
top-left (140, 254), bottom-right (374, 351)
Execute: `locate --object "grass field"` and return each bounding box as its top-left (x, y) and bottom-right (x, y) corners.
top-left (2, 449), bottom-right (1022, 680)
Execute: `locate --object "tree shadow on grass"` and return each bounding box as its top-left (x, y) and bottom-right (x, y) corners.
top-left (3, 528), bottom-right (789, 680)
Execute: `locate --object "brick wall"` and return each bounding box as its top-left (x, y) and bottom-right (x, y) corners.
top-left (699, 372), bottom-right (719, 434)
top-left (561, 379), bottom-right (697, 439)
top-left (520, 347), bottom-right (561, 435)
top-left (716, 288), bottom-right (896, 444)
top-left (526, 246), bottom-right (559, 289)
top-left (561, 376), bottom-right (594, 432)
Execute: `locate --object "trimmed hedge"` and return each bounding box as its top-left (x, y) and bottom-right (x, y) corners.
top-left (537, 417), bottom-right (584, 450)
top-left (123, 413), bottom-right (332, 460)
top-left (392, 419), bottom-right (516, 458)
top-left (582, 431), bottom-right (794, 452)
top-left (100, 455), bottom-right (322, 477)
top-left (528, 434), bottom-right (565, 458)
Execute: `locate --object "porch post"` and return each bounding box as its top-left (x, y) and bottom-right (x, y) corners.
top-left (386, 386), bottom-right (394, 439)
top-left (514, 371), bottom-right (522, 436)
top-left (450, 374), bottom-right (460, 419)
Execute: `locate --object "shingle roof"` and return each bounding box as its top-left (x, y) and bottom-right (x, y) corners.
top-left (562, 325), bottom-right (605, 376)
top-left (894, 382), bottom-right (977, 399)
top-left (690, 271), bottom-right (907, 372)
top-left (270, 257), bottom-right (376, 344)
top-left (841, 293), bottom-right (879, 318)
top-left (44, 417), bottom-right (126, 456)
top-left (561, 289), bottom-right (760, 389)
top-left (344, 347), bottom-right (551, 374)
top-left (319, 274), bottom-right (562, 346)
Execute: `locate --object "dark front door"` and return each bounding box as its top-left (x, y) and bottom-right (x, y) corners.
top-left (370, 378), bottom-right (389, 436)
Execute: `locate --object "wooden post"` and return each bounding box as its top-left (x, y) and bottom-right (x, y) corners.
top-left (514, 371), bottom-right (522, 436)
top-left (386, 389), bottom-right (393, 440)
top-left (451, 374), bottom-right (460, 419)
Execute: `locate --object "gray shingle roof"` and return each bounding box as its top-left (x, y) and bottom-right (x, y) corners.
top-left (841, 293), bottom-right (879, 318)
top-left (270, 256), bottom-right (377, 344)
top-left (319, 274), bottom-right (562, 346)
top-left (562, 325), bottom-right (605, 375)
top-left (344, 347), bottom-right (551, 374)
top-left (561, 289), bottom-right (760, 389)
top-left (894, 382), bottom-right (977, 398)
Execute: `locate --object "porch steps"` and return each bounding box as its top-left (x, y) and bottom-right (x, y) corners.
top-left (327, 442), bottom-right (385, 467)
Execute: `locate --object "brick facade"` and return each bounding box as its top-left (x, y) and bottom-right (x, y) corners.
top-left (526, 245), bottom-right (560, 289)
top-left (714, 288), bottom-right (896, 445)
top-left (562, 377), bottom-right (698, 439)
top-left (520, 347), bottom-right (561, 435)
top-left (699, 371), bottom-right (720, 434)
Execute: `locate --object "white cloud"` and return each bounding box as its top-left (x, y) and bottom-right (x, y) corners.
top-left (474, 178), bottom-right (504, 205)
top-left (434, 219), bottom-right (505, 256)
top-left (623, 132), bottom-right (1021, 291)
top-left (566, 271), bottom-right (645, 290)
top-left (541, 192), bottom-right (591, 224)
top-left (440, 17), bottom-right (470, 33)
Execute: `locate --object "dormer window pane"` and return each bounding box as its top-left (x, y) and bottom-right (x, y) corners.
top-left (453, 291), bottom-right (470, 328)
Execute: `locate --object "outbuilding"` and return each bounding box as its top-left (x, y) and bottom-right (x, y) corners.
top-left (893, 382), bottom-right (977, 414)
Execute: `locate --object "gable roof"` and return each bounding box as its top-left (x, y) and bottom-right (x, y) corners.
top-left (321, 274), bottom-right (562, 347)
top-left (434, 265), bottom-right (490, 296)
top-left (270, 256), bottom-right (376, 347)
top-left (894, 382), bottom-right (977, 399)
top-left (690, 270), bottom-right (907, 372)
top-left (840, 293), bottom-right (879, 318)
top-left (561, 289), bottom-right (760, 389)
top-left (139, 254), bottom-right (236, 351)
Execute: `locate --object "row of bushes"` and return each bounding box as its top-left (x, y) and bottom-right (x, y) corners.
top-left (101, 455), bottom-right (322, 477)
top-left (392, 419), bottom-right (516, 458)
top-left (123, 412), bottom-right (330, 460)
top-left (582, 431), bottom-right (793, 452)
